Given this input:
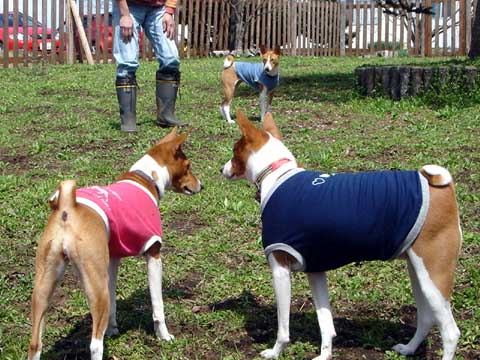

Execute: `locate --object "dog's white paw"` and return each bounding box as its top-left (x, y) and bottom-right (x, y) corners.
top-left (105, 326), bottom-right (119, 337)
top-left (227, 119), bottom-right (235, 124)
top-left (260, 348), bottom-right (279, 359)
top-left (159, 332), bottom-right (175, 341)
top-left (392, 343), bottom-right (415, 355)
top-left (155, 323), bottom-right (175, 342)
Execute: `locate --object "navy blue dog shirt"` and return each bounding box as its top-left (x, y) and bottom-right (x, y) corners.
top-left (261, 169), bottom-right (429, 272)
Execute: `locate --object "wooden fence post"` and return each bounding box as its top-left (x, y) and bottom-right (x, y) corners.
top-left (339, 0), bottom-right (346, 56)
top-left (66, 0), bottom-right (75, 64)
top-left (69, 0), bottom-right (94, 65)
top-left (424, 0), bottom-right (432, 56)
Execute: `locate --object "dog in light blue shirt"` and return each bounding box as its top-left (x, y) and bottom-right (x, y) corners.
top-left (220, 46), bottom-right (280, 123)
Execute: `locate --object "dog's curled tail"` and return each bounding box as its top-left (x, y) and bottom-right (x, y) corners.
top-left (48, 180), bottom-right (77, 212)
top-left (223, 54), bottom-right (235, 69)
top-left (420, 164), bottom-right (453, 187)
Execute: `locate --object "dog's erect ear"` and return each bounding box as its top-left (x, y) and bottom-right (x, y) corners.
top-left (273, 45), bottom-right (281, 55)
top-left (156, 127), bottom-right (179, 145)
top-left (263, 112), bottom-right (282, 140)
top-left (172, 129), bottom-right (190, 150)
top-left (236, 110), bottom-right (258, 138)
top-left (260, 45), bottom-right (266, 55)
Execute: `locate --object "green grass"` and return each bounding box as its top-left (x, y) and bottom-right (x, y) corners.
top-left (0, 55), bottom-right (478, 360)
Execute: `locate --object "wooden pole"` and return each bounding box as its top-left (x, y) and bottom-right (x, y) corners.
top-left (69, 0), bottom-right (94, 65)
top-left (66, 0), bottom-right (75, 64)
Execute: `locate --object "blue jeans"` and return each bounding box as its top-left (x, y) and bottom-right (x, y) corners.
top-left (113, 2), bottom-right (180, 78)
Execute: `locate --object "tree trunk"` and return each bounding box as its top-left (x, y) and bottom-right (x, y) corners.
top-left (468, 0), bottom-right (480, 58)
top-left (228, 0), bottom-right (246, 51)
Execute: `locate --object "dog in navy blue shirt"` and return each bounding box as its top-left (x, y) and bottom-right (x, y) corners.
top-left (221, 110), bottom-right (462, 360)
top-left (220, 46), bottom-right (280, 124)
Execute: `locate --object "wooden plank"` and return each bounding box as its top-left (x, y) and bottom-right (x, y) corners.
top-left (179, 0), bottom-right (186, 57)
top-left (243, 1), bottom-right (249, 51)
top-left (283, 0), bottom-right (287, 53)
top-left (50, 0), bottom-right (56, 64)
top-left (193, 0), bottom-right (200, 56)
top-left (95, 0), bottom-right (100, 62)
top-left (306, 0), bottom-right (311, 55)
top-left (332, 2), bottom-right (336, 56)
top-left (369, 2), bottom-right (375, 54)
top-left (250, 1), bottom-right (255, 50)
top-left (104, 1), bottom-right (109, 63)
top-left (22, 0), bottom-right (28, 66)
top-left (398, 7), bottom-right (403, 53)
top-left (199, 0), bottom-right (206, 55)
top-left (459, 0), bottom-right (466, 54)
top-left (3, 0), bottom-right (8, 67)
top-left (66, 0), bottom-right (75, 64)
top-left (384, 5), bottom-right (389, 52)
top-left (347, 2), bottom-right (352, 55)
top-left (322, 2), bottom-right (330, 56)
top-left (442, 0), bottom-right (447, 55)
top-left (334, 2), bottom-right (339, 55)
top-left (272, 0), bottom-right (277, 50)
top-left (211, 0), bottom-right (217, 51)
top-left (466, 0), bottom-right (472, 54)
top-left (424, 0), bottom-right (432, 56)
top-left (314, 0), bottom-right (318, 55)
top-left (393, 12), bottom-right (398, 56)
top-left (13, 0), bottom-right (19, 67)
top-left (206, 0), bottom-right (212, 55)
top-left (187, 0), bottom-right (193, 58)
top-left (355, 0), bottom-right (360, 55)
top-left (377, 2), bottom-right (382, 53)
top-left (58, 0), bottom-right (65, 64)
top-left (268, 0), bottom-right (273, 48)
top-left (451, 0), bottom-right (456, 55)
top-left (42, 0), bottom-right (48, 62)
top-left (86, 0), bottom-right (93, 56)
top-left (291, 0), bottom-right (296, 55)
top-left (362, 1), bottom-right (367, 54)
top-left (434, 0), bottom-right (440, 55)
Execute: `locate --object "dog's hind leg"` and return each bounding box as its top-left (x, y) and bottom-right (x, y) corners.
top-left (79, 257), bottom-right (110, 360)
top-left (261, 251), bottom-right (292, 359)
top-left (308, 272), bottom-right (336, 360)
top-left (392, 258), bottom-right (435, 356)
top-left (220, 73), bottom-right (237, 124)
top-left (393, 248), bottom-right (460, 360)
top-left (28, 239), bottom-right (67, 360)
top-left (106, 257), bottom-right (120, 337)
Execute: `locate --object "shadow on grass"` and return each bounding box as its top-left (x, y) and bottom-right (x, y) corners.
top-left (209, 290), bottom-right (430, 358)
top-left (231, 72), bottom-right (358, 106)
top-left (39, 281), bottom-right (199, 359)
top-left (40, 285), bottom-right (429, 359)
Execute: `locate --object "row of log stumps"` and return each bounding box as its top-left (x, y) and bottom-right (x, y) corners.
top-left (355, 65), bottom-right (479, 100)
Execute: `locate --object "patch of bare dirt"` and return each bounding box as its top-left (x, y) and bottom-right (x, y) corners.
top-left (165, 213), bottom-right (206, 237)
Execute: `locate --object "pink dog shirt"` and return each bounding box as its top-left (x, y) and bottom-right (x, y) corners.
top-left (76, 181), bottom-right (162, 258)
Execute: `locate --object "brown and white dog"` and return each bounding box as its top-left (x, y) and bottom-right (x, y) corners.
top-left (221, 110), bottom-right (462, 360)
top-left (28, 128), bottom-right (202, 360)
top-left (220, 46), bottom-right (280, 124)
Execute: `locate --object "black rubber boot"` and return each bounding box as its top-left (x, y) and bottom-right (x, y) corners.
top-left (116, 74), bottom-right (137, 132)
top-left (156, 70), bottom-right (187, 127)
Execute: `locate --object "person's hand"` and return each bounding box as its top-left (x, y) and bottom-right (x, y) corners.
top-left (163, 13), bottom-right (175, 40)
top-left (120, 14), bottom-right (134, 43)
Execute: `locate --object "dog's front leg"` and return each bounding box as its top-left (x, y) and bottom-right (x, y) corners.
top-left (106, 257), bottom-right (120, 337)
top-left (261, 252), bottom-right (292, 359)
top-left (307, 272), bottom-right (336, 360)
top-left (146, 243), bottom-right (174, 341)
top-left (259, 87), bottom-right (270, 121)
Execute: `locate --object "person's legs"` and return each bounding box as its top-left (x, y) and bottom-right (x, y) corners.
top-left (113, 3), bottom-right (145, 131)
top-left (144, 7), bottom-right (185, 127)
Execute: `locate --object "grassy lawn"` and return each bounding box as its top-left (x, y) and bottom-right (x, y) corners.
top-left (0, 56), bottom-right (478, 360)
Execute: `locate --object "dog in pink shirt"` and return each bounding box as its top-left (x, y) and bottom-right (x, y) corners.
top-left (29, 128), bottom-right (202, 360)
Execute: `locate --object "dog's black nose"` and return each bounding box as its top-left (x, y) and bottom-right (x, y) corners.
top-left (201, 183), bottom-right (205, 190)
top-left (219, 167), bottom-right (223, 174)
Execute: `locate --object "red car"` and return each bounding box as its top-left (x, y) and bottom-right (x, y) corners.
top-left (0, 12), bottom-right (59, 53)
